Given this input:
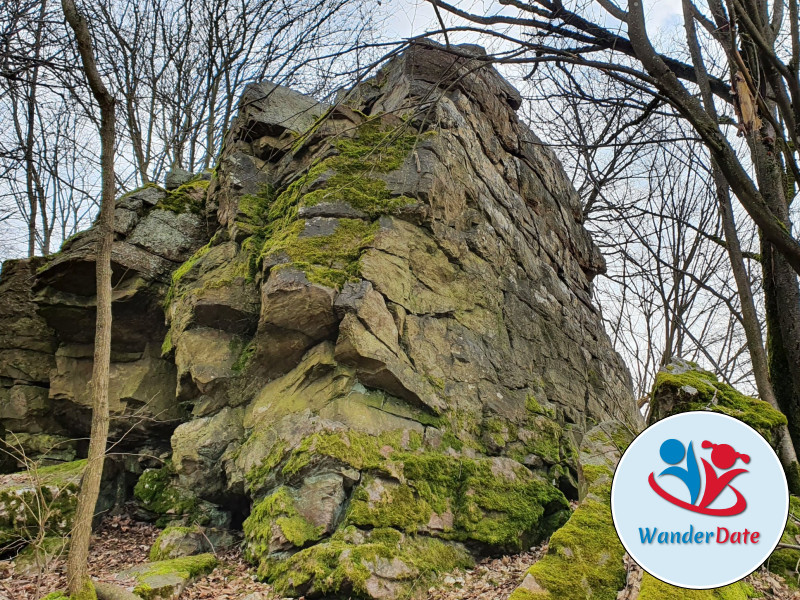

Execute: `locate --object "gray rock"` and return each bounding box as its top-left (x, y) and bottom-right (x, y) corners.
top-left (165, 166), bottom-right (193, 190)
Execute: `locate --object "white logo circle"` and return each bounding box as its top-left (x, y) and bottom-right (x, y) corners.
top-left (611, 412), bottom-right (788, 588)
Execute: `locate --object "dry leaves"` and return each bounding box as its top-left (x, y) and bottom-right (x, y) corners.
top-left (427, 546), bottom-right (547, 600)
top-left (3, 514), bottom-right (800, 600)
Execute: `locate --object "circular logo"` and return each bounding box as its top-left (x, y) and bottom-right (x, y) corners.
top-left (611, 412), bottom-right (788, 588)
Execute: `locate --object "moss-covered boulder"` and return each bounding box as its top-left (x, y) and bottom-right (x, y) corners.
top-left (12, 535), bottom-right (68, 575)
top-left (116, 553), bottom-right (218, 600)
top-left (0, 460), bottom-right (84, 550)
top-left (509, 424), bottom-right (756, 600)
top-left (149, 524), bottom-right (235, 561)
top-left (766, 495), bottom-right (800, 585)
top-left (649, 358), bottom-right (786, 443)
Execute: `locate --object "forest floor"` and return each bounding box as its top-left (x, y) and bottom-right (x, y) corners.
top-left (2, 515), bottom-right (798, 600)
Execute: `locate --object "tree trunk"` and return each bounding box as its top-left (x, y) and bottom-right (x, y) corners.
top-left (61, 1), bottom-right (116, 598)
top-left (751, 135), bottom-right (800, 486)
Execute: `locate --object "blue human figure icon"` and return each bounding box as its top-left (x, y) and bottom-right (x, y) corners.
top-left (658, 438), bottom-right (701, 505)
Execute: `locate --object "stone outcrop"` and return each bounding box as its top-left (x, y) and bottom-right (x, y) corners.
top-left (0, 42), bottom-right (641, 597)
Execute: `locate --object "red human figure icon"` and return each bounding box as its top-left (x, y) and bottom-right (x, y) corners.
top-left (698, 441), bottom-right (750, 509)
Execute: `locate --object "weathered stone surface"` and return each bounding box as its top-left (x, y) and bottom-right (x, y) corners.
top-left (165, 166), bottom-right (193, 190)
top-left (0, 184), bottom-right (210, 455)
top-left (117, 554), bottom-right (218, 600)
top-left (0, 42), bottom-right (641, 600)
top-left (149, 525), bottom-right (235, 560)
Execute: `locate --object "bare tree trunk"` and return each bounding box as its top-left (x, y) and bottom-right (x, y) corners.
top-left (681, 1), bottom-right (800, 490)
top-left (61, 1), bottom-right (115, 598)
top-left (24, 0), bottom-right (47, 257)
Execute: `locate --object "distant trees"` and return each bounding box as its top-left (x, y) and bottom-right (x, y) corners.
top-left (0, 0), bottom-right (376, 260)
top-left (424, 0), bottom-right (800, 483)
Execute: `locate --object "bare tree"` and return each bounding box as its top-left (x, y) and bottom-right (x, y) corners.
top-left (61, 1), bottom-right (114, 598)
top-left (425, 0), bottom-right (800, 481)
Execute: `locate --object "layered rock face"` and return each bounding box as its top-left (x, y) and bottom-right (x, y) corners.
top-left (0, 42), bottom-right (639, 598)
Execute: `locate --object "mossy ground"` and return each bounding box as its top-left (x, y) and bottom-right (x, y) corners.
top-left (638, 574), bottom-right (754, 599)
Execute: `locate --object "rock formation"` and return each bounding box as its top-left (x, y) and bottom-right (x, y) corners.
top-left (0, 41), bottom-right (642, 598)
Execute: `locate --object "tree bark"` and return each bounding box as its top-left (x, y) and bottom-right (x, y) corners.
top-left (61, 1), bottom-right (115, 598)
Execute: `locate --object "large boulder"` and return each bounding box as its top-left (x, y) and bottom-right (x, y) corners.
top-left (0, 42), bottom-right (641, 599)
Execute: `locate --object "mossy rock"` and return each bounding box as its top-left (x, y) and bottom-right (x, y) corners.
top-left (509, 424), bottom-right (630, 600)
top-left (133, 464), bottom-right (228, 528)
top-left (260, 527), bottom-right (473, 599)
top-left (13, 535), bottom-right (68, 575)
top-left (767, 495), bottom-right (800, 585)
top-left (149, 525), bottom-right (231, 561)
top-left (649, 359), bottom-right (786, 443)
top-left (117, 553), bottom-right (218, 600)
top-left (637, 574), bottom-right (755, 599)
top-left (156, 179), bottom-right (209, 215)
top-left (0, 460), bottom-right (85, 549)
top-left (244, 428), bottom-right (570, 595)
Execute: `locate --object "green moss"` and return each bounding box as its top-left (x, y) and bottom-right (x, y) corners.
top-left (260, 531), bottom-right (472, 598)
top-left (70, 579), bottom-right (97, 600)
top-left (301, 169), bottom-right (415, 217)
top-left (347, 477), bottom-right (433, 532)
top-left (163, 243), bottom-right (212, 309)
top-left (131, 554), bottom-right (218, 599)
top-left (262, 218), bottom-right (377, 289)
top-left (245, 441), bottom-right (287, 493)
top-left (243, 487), bottom-right (323, 556)
top-left (639, 574), bottom-right (753, 599)
top-left (240, 119), bottom-right (423, 288)
top-left (133, 464), bottom-right (202, 527)
top-left (0, 460), bottom-right (86, 547)
top-left (149, 525), bottom-right (197, 561)
top-left (523, 497), bottom-right (624, 600)
top-left (526, 395), bottom-right (555, 418)
top-left (232, 339), bottom-right (256, 374)
top-left (157, 179), bottom-right (209, 214)
top-left (281, 430), bottom-right (387, 476)
top-left (161, 330), bottom-right (173, 357)
top-left (768, 495), bottom-right (800, 584)
top-left (651, 368), bottom-right (787, 440)
top-left (41, 593), bottom-right (69, 600)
